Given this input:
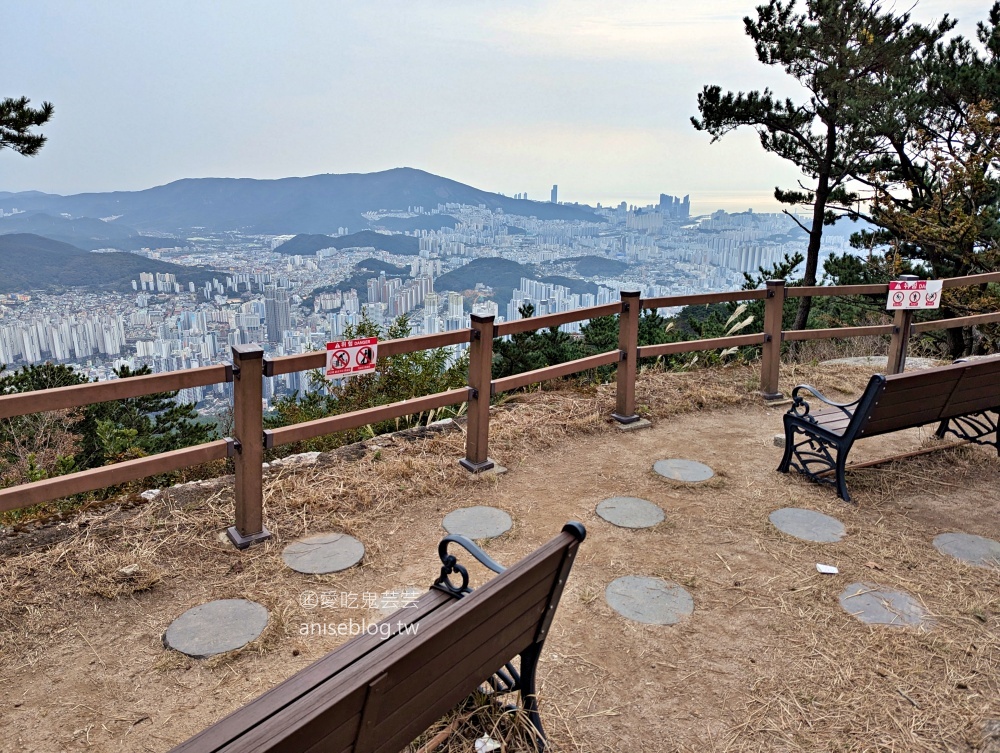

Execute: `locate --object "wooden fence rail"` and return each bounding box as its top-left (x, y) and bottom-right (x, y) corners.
top-left (1, 272), bottom-right (998, 545)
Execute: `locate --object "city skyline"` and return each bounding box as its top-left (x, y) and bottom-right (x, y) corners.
top-left (3, 0), bottom-right (985, 215)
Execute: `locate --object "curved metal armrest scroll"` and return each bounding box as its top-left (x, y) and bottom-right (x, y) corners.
top-left (790, 384), bottom-right (860, 421)
top-left (432, 535), bottom-right (506, 598)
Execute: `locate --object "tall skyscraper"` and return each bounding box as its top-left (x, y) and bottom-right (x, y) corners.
top-left (550, 184), bottom-right (558, 204)
top-left (264, 285), bottom-right (291, 343)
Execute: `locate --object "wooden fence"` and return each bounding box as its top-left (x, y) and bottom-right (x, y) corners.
top-left (2, 272), bottom-right (999, 547)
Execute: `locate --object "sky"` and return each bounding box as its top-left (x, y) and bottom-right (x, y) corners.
top-left (1, 0), bottom-right (989, 215)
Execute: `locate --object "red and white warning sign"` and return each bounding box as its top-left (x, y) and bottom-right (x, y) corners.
top-left (325, 337), bottom-right (378, 378)
top-left (886, 279), bottom-right (943, 310)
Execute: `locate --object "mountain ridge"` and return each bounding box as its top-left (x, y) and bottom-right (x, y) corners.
top-left (0, 168), bottom-right (602, 235)
top-left (0, 234), bottom-right (217, 294)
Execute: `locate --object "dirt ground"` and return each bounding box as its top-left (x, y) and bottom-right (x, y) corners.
top-left (1, 363), bottom-right (999, 753)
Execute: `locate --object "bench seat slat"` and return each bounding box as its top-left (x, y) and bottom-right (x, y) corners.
top-left (809, 411), bottom-right (852, 433)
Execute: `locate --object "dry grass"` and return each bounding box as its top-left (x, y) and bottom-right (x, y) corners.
top-left (405, 690), bottom-right (541, 753)
top-left (0, 361), bottom-right (997, 752)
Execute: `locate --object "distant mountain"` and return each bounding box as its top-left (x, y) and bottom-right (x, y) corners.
top-left (0, 234), bottom-right (217, 294)
top-left (0, 168), bottom-right (603, 234)
top-left (273, 231), bottom-right (420, 256)
top-left (436, 258), bottom-right (598, 307)
top-left (0, 211), bottom-right (181, 252)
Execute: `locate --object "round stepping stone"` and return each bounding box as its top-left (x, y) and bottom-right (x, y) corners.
top-left (838, 582), bottom-right (932, 628)
top-left (164, 599), bottom-right (269, 658)
top-left (933, 532), bottom-right (1000, 569)
top-left (769, 507), bottom-right (846, 543)
top-left (442, 506), bottom-right (512, 539)
top-left (653, 458), bottom-right (714, 483)
top-left (605, 576), bottom-right (694, 625)
top-left (282, 533), bottom-right (365, 574)
top-left (596, 497), bottom-right (664, 529)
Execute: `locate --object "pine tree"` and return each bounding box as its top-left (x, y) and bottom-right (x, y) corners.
top-left (848, 4), bottom-right (1000, 355)
top-left (0, 363), bottom-right (86, 486)
top-left (76, 365), bottom-right (217, 468)
top-left (1, 97), bottom-right (54, 156)
top-left (692, 0), bottom-right (949, 331)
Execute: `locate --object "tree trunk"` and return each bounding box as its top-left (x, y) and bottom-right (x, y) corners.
top-left (793, 187), bottom-right (828, 332)
top-left (793, 120), bottom-right (838, 333)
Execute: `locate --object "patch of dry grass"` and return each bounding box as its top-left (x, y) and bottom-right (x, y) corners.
top-left (405, 690), bottom-right (541, 753)
top-left (0, 361), bottom-right (997, 752)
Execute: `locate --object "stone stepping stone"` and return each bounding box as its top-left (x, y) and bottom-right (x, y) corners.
top-left (442, 506), bottom-right (512, 539)
top-left (653, 458), bottom-right (714, 483)
top-left (933, 532), bottom-right (1000, 569)
top-left (282, 533), bottom-right (365, 574)
top-left (769, 507), bottom-right (846, 543)
top-left (605, 576), bottom-right (694, 625)
top-left (164, 599), bottom-right (269, 658)
top-left (838, 582), bottom-right (932, 629)
top-left (596, 497), bottom-right (664, 529)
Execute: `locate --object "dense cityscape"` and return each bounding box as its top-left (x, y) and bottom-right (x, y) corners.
top-left (0, 189), bottom-right (856, 417)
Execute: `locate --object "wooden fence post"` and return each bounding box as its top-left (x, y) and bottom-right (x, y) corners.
top-left (887, 274), bottom-right (919, 375)
top-left (461, 315), bottom-right (496, 472)
top-left (613, 290), bottom-right (641, 424)
top-left (760, 279), bottom-right (785, 400)
top-left (228, 344), bottom-right (271, 549)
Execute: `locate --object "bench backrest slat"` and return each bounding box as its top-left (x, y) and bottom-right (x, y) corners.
top-left (939, 357), bottom-right (1000, 419)
top-left (857, 366), bottom-right (964, 438)
top-left (170, 591), bottom-right (455, 753)
top-left (371, 571), bottom-right (560, 752)
top-left (182, 528), bottom-right (581, 753)
top-left (858, 356), bottom-right (1000, 438)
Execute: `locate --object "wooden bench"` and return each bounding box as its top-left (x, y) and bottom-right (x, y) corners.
top-left (778, 355), bottom-right (1000, 501)
top-left (170, 522), bottom-right (586, 753)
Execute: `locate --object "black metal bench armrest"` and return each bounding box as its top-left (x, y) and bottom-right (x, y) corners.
top-left (433, 534), bottom-right (506, 597)
top-left (789, 384), bottom-right (861, 421)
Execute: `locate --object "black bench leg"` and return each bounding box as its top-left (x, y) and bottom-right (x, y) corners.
top-left (519, 643), bottom-right (546, 751)
top-left (777, 420), bottom-right (795, 473)
top-left (835, 451), bottom-right (851, 503)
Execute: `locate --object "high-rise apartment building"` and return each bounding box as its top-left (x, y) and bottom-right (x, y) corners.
top-left (264, 285), bottom-right (291, 343)
top-left (550, 184), bottom-right (558, 204)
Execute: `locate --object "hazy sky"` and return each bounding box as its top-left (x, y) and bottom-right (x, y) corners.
top-left (1, 0), bottom-right (988, 214)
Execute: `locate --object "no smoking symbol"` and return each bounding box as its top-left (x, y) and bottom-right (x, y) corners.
top-left (332, 350), bottom-right (350, 369)
top-left (357, 347), bottom-right (374, 367)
